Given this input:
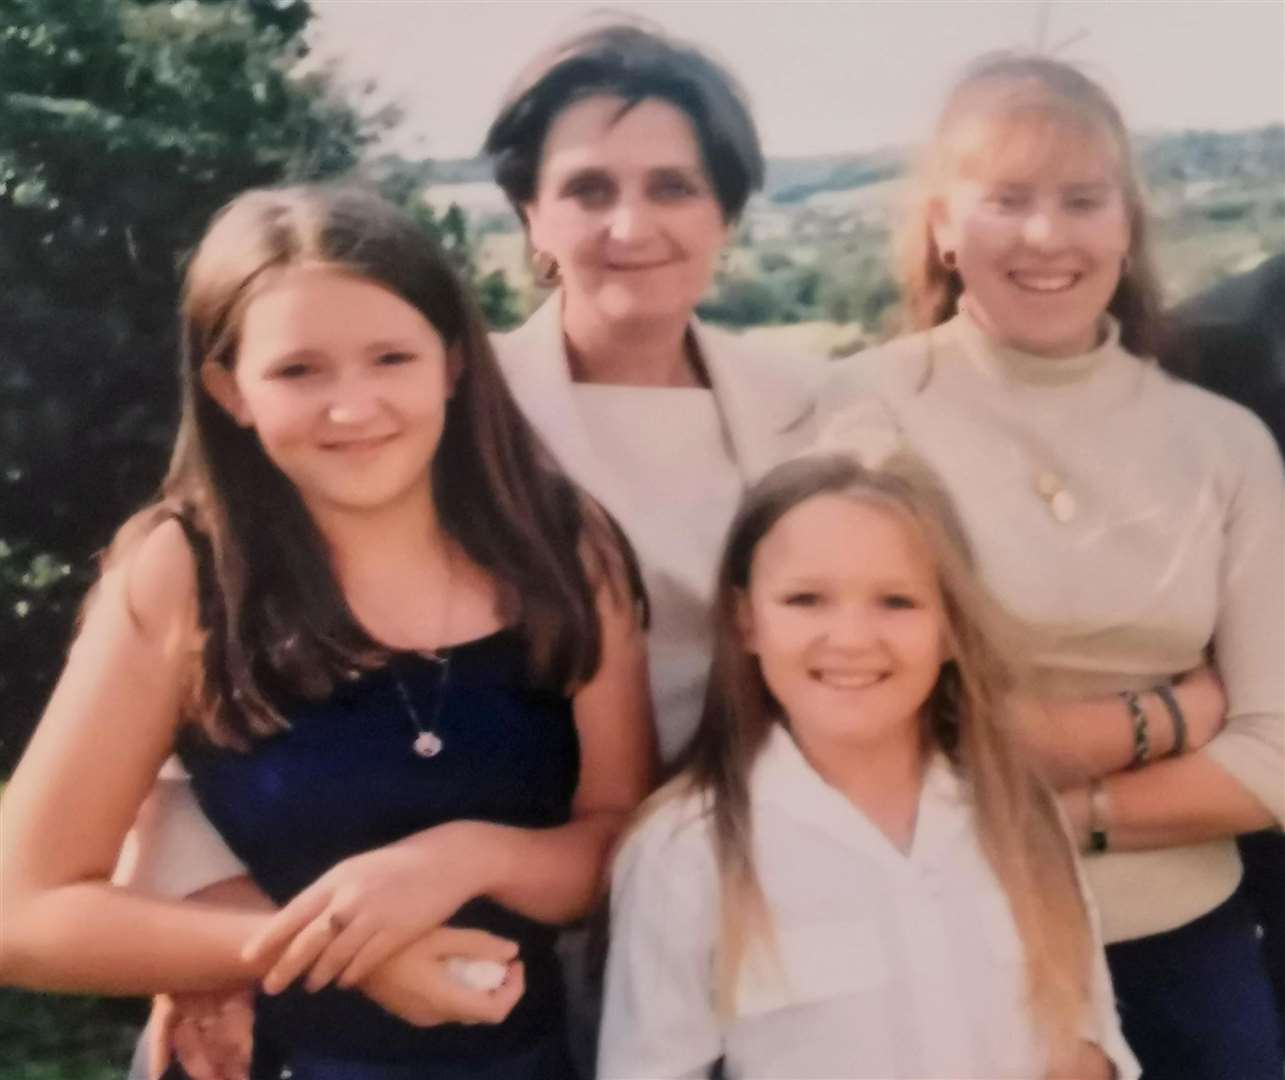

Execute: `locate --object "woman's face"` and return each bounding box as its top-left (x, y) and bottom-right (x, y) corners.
top-left (932, 127), bottom-right (1132, 357)
top-left (202, 265), bottom-right (453, 521)
top-left (523, 94), bottom-right (728, 330)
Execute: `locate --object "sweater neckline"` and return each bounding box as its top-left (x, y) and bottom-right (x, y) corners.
top-left (950, 298), bottom-right (1122, 388)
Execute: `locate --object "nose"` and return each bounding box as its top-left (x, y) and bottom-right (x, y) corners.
top-left (1020, 207), bottom-right (1065, 250)
top-left (326, 375), bottom-right (381, 425)
top-left (823, 604), bottom-right (878, 651)
top-left (606, 194), bottom-right (657, 244)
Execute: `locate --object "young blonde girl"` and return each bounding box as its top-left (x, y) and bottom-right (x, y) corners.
top-left (822, 53), bottom-right (1284, 1079)
top-left (599, 452), bottom-right (1137, 1080)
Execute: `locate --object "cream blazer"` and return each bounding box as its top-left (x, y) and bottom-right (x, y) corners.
top-left (494, 296), bottom-right (825, 522)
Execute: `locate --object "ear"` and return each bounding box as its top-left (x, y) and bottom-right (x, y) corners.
top-left (200, 361), bottom-right (252, 427)
top-left (444, 343), bottom-right (466, 398)
top-left (927, 195), bottom-right (958, 265)
top-left (522, 201), bottom-right (547, 254)
top-left (734, 588), bottom-right (757, 654)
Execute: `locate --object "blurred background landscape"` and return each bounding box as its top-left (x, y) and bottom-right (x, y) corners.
top-left (1, 0), bottom-right (1281, 1074)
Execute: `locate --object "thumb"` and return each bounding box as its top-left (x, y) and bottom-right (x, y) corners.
top-left (433, 926), bottom-right (519, 963)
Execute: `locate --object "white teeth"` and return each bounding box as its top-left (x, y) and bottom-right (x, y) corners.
top-left (812, 671), bottom-right (884, 690)
top-left (1010, 271), bottom-right (1078, 292)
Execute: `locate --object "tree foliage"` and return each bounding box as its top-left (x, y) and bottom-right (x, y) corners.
top-left (0, 0), bottom-right (379, 770)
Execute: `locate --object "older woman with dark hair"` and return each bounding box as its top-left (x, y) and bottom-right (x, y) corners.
top-left (483, 23), bottom-right (823, 763)
top-left (117, 22), bottom-right (823, 1079)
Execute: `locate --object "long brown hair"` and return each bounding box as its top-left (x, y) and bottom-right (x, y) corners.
top-left (897, 52), bottom-right (1164, 356)
top-left (666, 452), bottom-right (1093, 1061)
top-left (108, 184), bottom-right (642, 746)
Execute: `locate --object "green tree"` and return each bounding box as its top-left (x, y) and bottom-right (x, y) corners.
top-left (0, 0), bottom-right (377, 772)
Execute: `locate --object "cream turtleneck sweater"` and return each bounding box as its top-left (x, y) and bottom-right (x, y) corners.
top-left (820, 310), bottom-right (1284, 943)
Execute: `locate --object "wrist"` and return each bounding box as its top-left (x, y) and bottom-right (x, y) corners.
top-left (1139, 690), bottom-right (1175, 757)
top-left (434, 820), bottom-right (515, 899)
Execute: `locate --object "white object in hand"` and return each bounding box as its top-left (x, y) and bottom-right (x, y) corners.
top-left (446, 956), bottom-right (509, 992)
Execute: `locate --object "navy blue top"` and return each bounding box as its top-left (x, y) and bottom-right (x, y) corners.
top-left (178, 628), bottom-right (578, 1074)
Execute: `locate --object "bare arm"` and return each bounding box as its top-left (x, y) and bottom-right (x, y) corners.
top-left (1011, 665), bottom-right (1226, 789)
top-left (0, 521), bottom-right (272, 994)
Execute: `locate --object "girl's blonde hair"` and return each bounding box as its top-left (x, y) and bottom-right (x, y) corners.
top-left (666, 452), bottom-right (1094, 1062)
top-left (898, 52), bottom-right (1164, 356)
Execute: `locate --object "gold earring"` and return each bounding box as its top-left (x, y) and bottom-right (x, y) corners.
top-left (531, 250), bottom-right (560, 288)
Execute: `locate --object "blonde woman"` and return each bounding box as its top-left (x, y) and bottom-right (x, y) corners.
top-left (822, 54), bottom-right (1284, 1078)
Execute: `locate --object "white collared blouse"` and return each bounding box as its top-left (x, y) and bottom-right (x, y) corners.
top-left (599, 726), bottom-right (1139, 1080)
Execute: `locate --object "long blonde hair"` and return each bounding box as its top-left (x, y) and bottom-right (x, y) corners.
top-left (667, 452), bottom-right (1094, 1061)
top-left (898, 52), bottom-right (1164, 356)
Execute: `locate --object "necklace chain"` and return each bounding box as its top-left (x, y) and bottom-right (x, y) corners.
top-left (393, 545), bottom-right (454, 759)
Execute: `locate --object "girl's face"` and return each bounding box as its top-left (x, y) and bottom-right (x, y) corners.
top-left (932, 127), bottom-right (1132, 357)
top-left (523, 94), bottom-right (728, 330)
top-left (739, 494), bottom-right (949, 758)
top-left (202, 266), bottom-right (454, 519)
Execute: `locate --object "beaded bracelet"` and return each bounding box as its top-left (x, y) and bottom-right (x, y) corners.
top-left (1153, 684), bottom-right (1188, 757)
top-left (1121, 690), bottom-right (1150, 769)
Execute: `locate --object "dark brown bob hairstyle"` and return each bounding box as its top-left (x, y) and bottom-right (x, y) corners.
top-left (483, 22), bottom-right (765, 223)
top-left (110, 184), bottom-right (643, 747)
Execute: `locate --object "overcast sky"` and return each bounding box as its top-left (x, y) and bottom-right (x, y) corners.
top-left (308, 1), bottom-right (1285, 160)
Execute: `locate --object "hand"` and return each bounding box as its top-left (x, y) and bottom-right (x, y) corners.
top-left (361, 926), bottom-right (524, 1028)
top-left (243, 823), bottom-right (496, 994)
top-left (147, 987), bottom-right (254, 1080)
top-left (1045, 1038), bottom-right (1115, 1079)
top-left (1170, 664), bottom-right (1226, 752)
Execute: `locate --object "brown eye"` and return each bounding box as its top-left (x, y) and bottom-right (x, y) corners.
top-left (563, 173), bottom-right (615, 209)
top-left (649, 173), bottom-right (698, 201)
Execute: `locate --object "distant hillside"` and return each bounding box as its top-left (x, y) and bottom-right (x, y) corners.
top-left (427, 124), bottom-right (1282, 197)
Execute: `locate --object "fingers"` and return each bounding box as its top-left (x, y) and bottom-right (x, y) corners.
top-left (431, 959), bottom-right (525, 1027)
top-left (242, 886), bottom-right (329, 970)
top-left (170, 1015), bottom-right (229, 1080)
top-left (164, 991), bottom-right (255, 1080)
top-left (262, 905), bottom-right (351, 995)
top-left (334, 926), bottom-right (404, 990)
top-left (428, 926), bottom-right (520, 964)
top-left (483, 960), bottom-right (525, 1024)
top-left (146, 995), bottom-right (176, 1080)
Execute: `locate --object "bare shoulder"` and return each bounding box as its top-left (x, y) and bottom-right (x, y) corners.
top-left (110, 516), bottom-right (201, 642)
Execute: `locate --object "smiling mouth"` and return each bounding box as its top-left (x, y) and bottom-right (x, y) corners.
top-left (606, 260), bottom-right (674, 272)
top-left (321, 434), bottom-right (397, 452)
top-left (809, 670), bottom-right (887, 690)
top-left (1008, 270), bottom-right (1082, 293)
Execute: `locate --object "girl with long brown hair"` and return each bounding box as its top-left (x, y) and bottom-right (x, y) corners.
top-left (599, 452), bottom-right (1136, 1080)
top-left (0, 185), bottom-right (653, 1079)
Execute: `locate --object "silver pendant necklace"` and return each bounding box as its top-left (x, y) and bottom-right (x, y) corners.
top-left (394, 657), bottom-right (448, 759)
top-left (391, 545), bottom-right (454, 759)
